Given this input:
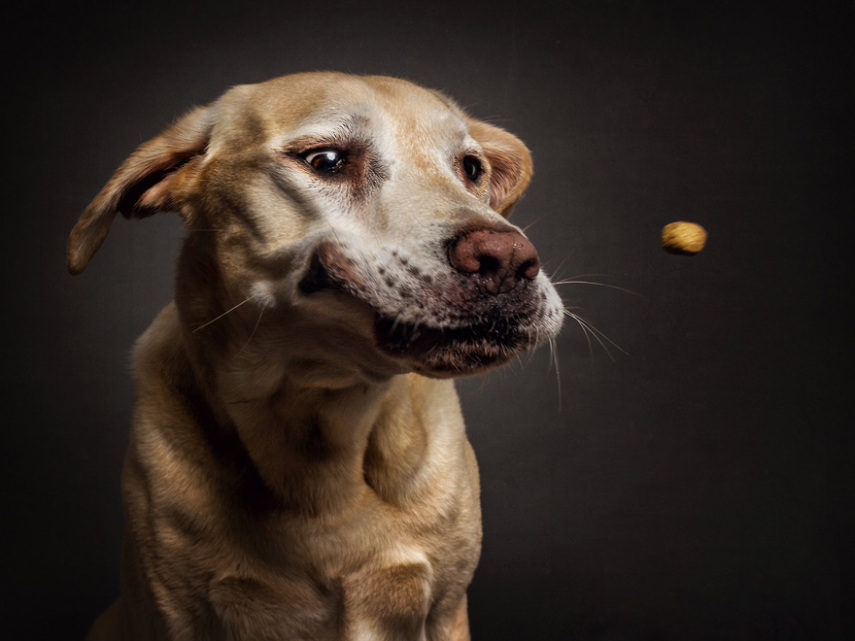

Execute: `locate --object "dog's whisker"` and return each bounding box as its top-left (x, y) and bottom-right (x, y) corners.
top-left (543, 255), bottom-right (572, 283)
top-left (552, 279), bottom-right (639, 296)
top-left (192, 296), bottom-right (253, 333)
top-left (581, 329), bottom-right (595, 359)
top-left (237, 306), bottom-right (265, 353)
top-left (558, 272), bottom-right (616, 280)
top-left (574, 314), bottom-right (625, 354)
top-left (563, 309), bottom-right (625, 361)
top-left (519, 213), bottom-right (549, 234)
top-left (525, 346), bottom-right (536, 367)
top-left (565, 309), bottom-right (595, 358)
top-left (548, 335), bottom-right (562, 412)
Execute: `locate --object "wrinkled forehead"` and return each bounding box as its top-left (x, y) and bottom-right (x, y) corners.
top-left (210, 73), bottom-right (471, 151)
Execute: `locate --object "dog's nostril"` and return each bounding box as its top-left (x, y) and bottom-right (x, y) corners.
top-left (477, 254), bottom-right (501, 276)
top-left (518, 256), bottom-right (540, 281)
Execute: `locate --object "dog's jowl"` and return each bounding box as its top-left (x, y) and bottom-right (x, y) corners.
top-left (70, 73), bottom-right (563, 641)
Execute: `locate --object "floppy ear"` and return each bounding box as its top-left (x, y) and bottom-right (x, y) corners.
top-left (466, 119), bottom-right (534, 217)
top-left (67, 106), bottom-right (213, 274)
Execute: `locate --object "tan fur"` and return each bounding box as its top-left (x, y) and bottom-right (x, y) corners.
top-left (70, 72), bottom-right (562, 640)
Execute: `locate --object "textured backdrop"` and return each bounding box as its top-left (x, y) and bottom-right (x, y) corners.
top-left (2, 1), bottom-right (853, 639)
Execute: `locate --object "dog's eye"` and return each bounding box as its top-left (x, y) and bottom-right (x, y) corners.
top-left (303, 148), bottom-right (347, 174)
top-left (462, 155), bottom-right (484, 182)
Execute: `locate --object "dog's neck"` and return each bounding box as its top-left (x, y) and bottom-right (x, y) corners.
top-left (179, 324), bottom-right (445, 517)
top-left (223, 375), bottom-right (426, 515)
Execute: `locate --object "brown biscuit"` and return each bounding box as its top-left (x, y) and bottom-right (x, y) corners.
top-left (662, 221), bottom-right (707, 255)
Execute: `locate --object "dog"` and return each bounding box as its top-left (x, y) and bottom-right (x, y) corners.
top-left (69, 72), bottom-right (563, 641)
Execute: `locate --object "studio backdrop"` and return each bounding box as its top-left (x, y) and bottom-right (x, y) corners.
top-left (2, 1), bottom-right (853, 639)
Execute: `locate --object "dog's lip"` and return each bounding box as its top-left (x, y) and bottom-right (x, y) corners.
top-left (374, 314), bottom-right (521, 352)
top-left (372, 313), bottom-right (530, 375)
top-left (298, 250), bottom-right (336, 295)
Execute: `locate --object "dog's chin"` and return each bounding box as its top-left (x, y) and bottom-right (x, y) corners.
top-left (373, 315), bottom-right (531, 378)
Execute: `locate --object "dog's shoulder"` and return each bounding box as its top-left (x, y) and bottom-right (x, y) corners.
top-left (132, 302), bottom-right (187, 391)
top-left (128, 302), bottom-right (220, 478)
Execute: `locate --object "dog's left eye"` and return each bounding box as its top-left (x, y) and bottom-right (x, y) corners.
top-left (462, 155), bottom-right (484, 182)
top-left (303, 148), bottom-right (347, 174)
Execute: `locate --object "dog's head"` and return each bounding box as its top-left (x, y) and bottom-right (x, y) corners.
top-left (69, 73), bottom-right (563, 388)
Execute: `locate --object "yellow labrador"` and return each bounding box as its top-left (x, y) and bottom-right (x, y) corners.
top-left (69, 72), bottom-right (563, 641)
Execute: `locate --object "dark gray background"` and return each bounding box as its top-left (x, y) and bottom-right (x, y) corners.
top-left (2, 1), bottom-right (853, 639)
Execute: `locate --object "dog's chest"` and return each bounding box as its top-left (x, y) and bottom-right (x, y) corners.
top-left (206, 510), bottom-right (477, 640)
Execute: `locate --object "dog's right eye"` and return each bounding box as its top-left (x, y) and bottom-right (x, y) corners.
top-left (462, 155), bottom-right (484, 183)
top-left (302, 148), bottom-right (347, 174)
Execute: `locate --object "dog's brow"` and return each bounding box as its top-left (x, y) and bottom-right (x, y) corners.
top-left (462, 135), bottom-right (483, 153)
top-left (276, 114), bottom-right (368, 148)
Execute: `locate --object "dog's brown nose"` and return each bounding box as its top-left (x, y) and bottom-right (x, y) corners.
top-left (448, 227), bottom-right (541, 295)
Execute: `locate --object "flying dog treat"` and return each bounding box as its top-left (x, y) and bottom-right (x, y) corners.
top-left (661, 221), bottom-right (707, 255)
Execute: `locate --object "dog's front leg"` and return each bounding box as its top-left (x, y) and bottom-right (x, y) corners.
top-left (425, 595), bottom-right (471, 641)
top-left (446, 596), bottom-right (471, 641)
top-left (450, 595), bottom-right (470, 641)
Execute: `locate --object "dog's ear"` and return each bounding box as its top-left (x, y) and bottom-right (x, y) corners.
top-left (67, 106), bottom-right (213, 274)
top-left (467, 119), bottom-right (534, 217)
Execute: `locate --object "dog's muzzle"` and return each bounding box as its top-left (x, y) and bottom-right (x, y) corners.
top-left (297, 232), bottom-right (553, 376)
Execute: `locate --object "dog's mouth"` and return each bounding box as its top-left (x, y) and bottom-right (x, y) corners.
top-left (374, 313), bottom-right (530, 376)
top-left (298, 240), bottom-right (557, 377)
